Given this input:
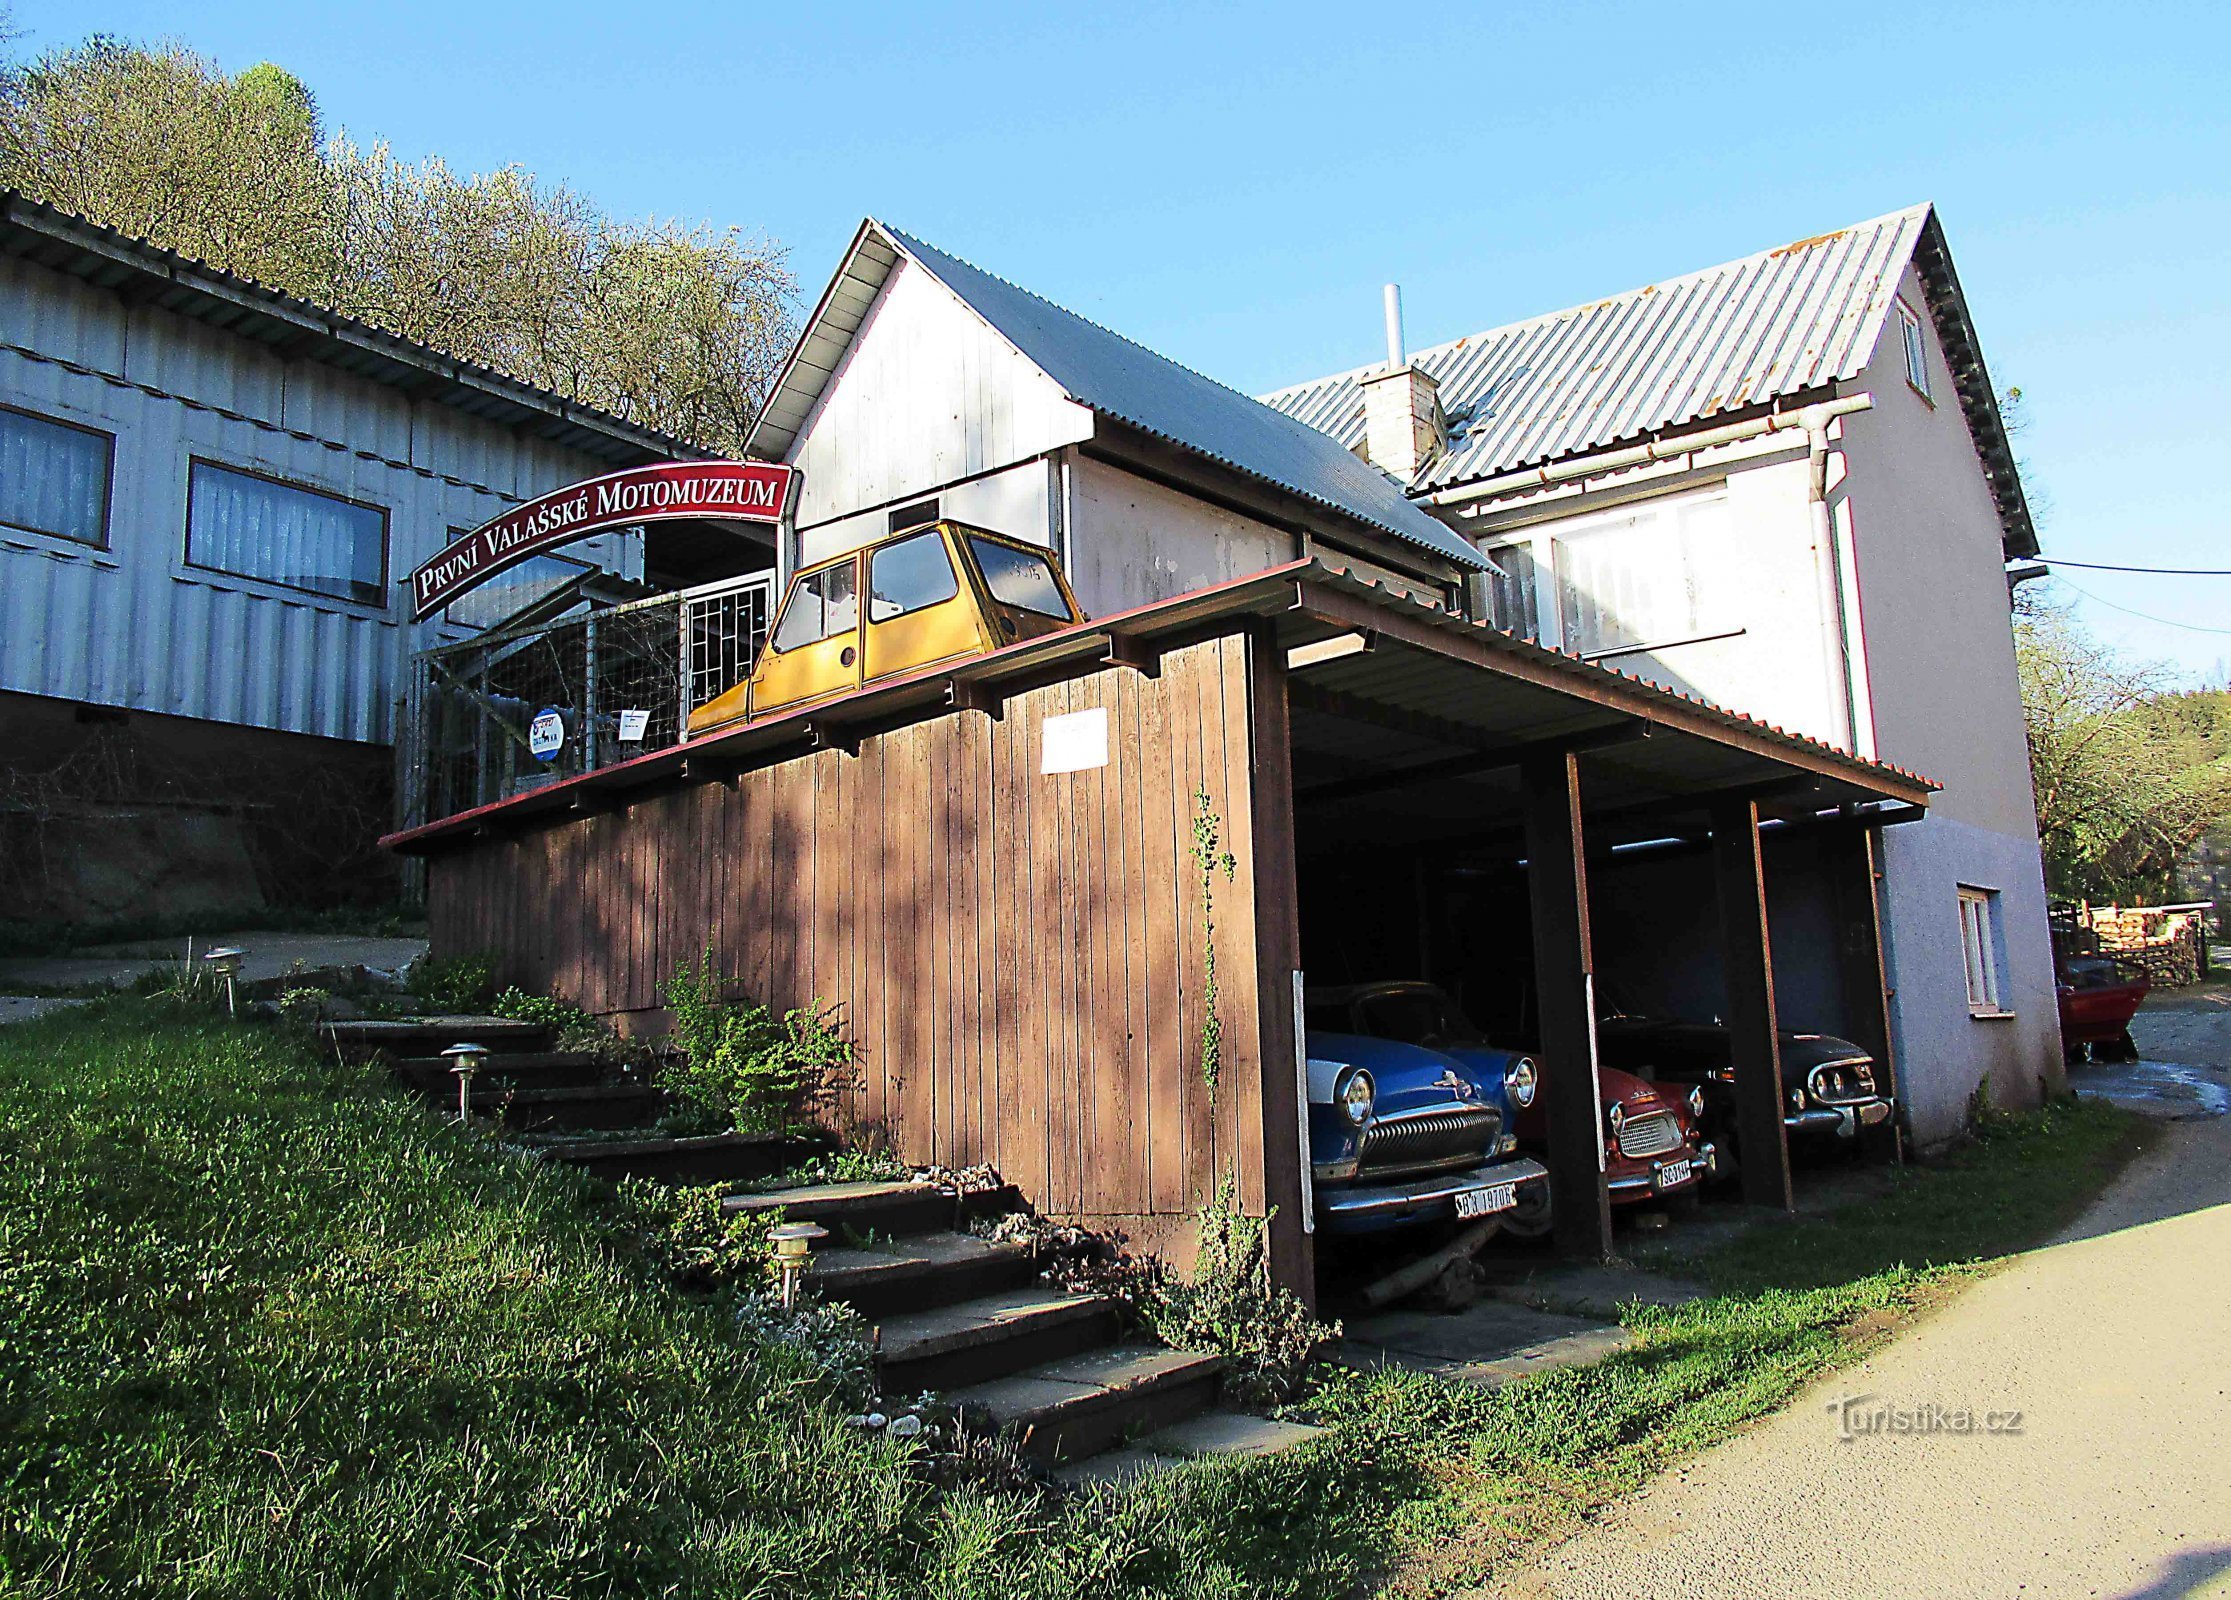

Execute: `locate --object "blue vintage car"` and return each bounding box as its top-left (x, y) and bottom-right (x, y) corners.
top-left (1304, 996), bottom-right (1550, 1236)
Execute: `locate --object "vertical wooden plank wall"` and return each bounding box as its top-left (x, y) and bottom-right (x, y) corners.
top-left (426, 631), bottom-right (1298, 1268)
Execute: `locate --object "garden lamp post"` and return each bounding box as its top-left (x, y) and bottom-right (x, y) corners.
top-left (768, 1221), bottom-right (829, 1308)
top-left (441, 1041), bottom-right (490, 1121)
top-left (202, 947), bottom-right (246, 1016)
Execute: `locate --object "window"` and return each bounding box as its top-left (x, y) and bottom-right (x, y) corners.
top-left (186, 461), bottom-right (387, 605)
top-left (1898, 299), bottom-right (1931, 401)
top-left (867, 529), bottom-right (959, 621)
top-left (1481, 486), bottom-right (1735, 660)
top-left (769, 557), bottom-right (858, 652)
top-left (968, 535), bottom-right (1068, 617)
top-left (1958, 886), bottom-right (2008, 1016)
top-left (0, 404), bottom-right (112, 547)
top-left (444, 543), bottom-right (592, 632)
top-left (887, 499), bottom-right (940, 534)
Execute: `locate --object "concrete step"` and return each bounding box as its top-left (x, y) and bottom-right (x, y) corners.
top-left (724, 1179), bottom-right (1003, 1240)
top-left (471, 1082), bottom-right (665, 1131)
top-left (391, 1051), bottom-right (616, 1094)
top-left (874, 1285), bottom-right (1123, 1396)
top-left (322, 1017), bottom-right (551, 1058)
top-left (808, 1232), bottom-right (1038, 1320)
top-left (535, 1129), bottom-right (830, 1186)
top-left (950, 1344), bottom-right (1227, 1466)
top-left (1059, 1411), bottom-right (1328, 1486)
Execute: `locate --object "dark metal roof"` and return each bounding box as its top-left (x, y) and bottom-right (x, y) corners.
top-left (0, 190), bottom-right (704, 467)
top-left (1261, 205), bottom-right (2037, 560)
top-left (749, 219), bottom-right (1484, 572)
top-left (384, 560), bottom-right (1933, 856)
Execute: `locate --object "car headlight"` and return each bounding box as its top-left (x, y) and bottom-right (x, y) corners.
top-left (1504, 1055), bottom-right (1539, 1109)
top-left (1605, 1100), bottom-right (1625, 1135)
top-left (1338, 1067), bottom-right (1376, 1127)
top-left (1789, 1086), bottom-right (1807, 1112)
top-left (1687, 1085), bottom-right (1706, 1120)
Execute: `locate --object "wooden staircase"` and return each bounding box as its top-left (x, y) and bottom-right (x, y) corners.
top-left (325, 1016), bottom-right (1227, 1467)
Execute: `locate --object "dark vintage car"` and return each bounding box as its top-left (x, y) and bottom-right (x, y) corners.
top-left (2057, 952), bottom-right (2149, 1063)
top-left (1302, 994), bottom-right (1548, 1236)
top-left (1312, 981), bottom-right (1716, 1208)
top-left (1592, 1013), bottom-right (1894, 1165)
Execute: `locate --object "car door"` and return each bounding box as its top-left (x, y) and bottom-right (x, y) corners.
top-left (862, 527), bottom-right (987, 682)
top-left (748, 553), bottom-right (862, 717)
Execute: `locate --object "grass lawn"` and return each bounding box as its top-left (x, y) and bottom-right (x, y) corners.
top-left (0, 1003), bottom-right (2148, 1598)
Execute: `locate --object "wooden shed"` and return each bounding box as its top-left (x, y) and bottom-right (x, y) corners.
top-left (387, 560), bottom-right (1935, 1303)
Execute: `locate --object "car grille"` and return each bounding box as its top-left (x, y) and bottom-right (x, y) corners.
top-left (1358, 1105), bottom-right (1501, 1176)
top-left (1616, 1110), bottom-right (1684, 1160)
top-left (1807, 1061), bottom-right (1875, 1105)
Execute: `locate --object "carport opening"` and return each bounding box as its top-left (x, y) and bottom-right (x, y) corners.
top-left (1274, 625), bottom-right (1922, 1273)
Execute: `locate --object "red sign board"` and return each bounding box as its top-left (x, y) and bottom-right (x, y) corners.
top-left (410, 459), bottom-right (794, 620)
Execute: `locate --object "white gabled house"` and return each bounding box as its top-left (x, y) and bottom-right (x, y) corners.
top-left (1261, 205), bottom-right (2056, 1142)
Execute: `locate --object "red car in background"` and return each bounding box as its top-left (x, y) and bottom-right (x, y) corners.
top-left (1307, 981), bottom-right (1717, 1216)
top-left (2057, 952), bottom-right (2149, 1063)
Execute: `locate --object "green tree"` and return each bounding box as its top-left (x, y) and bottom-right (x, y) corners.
top-left (2017, 591), bottom-right (2231, 901)
top-left (0, 32), bottom-right (794, 452)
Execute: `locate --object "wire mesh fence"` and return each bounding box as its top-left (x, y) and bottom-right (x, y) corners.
top-left (410, 573), bottom-right (773, 823)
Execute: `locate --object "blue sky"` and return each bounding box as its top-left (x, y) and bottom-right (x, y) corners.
top-left (17, 0), bottom-right (2230, 676)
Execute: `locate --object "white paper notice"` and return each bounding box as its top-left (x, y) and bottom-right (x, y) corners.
top-left (617, 709), bottom-right (651, 742)
top-left (1039, 706), bottom-right (1109, 774)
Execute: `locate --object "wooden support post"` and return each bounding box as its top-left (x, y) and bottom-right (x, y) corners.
top-left (1828, 825), bottom-right (1903, 1160)
top-left (1246, 626), bottom-right (1315, 1308)
top-left (1712, 798), bottom-right (1794, 1210)
top-left (1521, 749), bottom-right (1614, 1260)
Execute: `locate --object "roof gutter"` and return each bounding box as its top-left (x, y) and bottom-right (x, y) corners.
top-left (1420, 394), bottom-right (1876, 510)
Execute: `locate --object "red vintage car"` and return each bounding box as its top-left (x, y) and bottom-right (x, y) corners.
top-left (2057, 953), bottom-right (2149, 1063)
top-left (1307, 981), bottom-right (1717, 1213)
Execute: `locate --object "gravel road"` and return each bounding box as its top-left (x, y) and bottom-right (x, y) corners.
top-left (1491, 1081), bottom-right (2231, 1598)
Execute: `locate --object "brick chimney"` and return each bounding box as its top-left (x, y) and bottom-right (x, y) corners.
top-left (1359, 283), bottom-right (1444, 483)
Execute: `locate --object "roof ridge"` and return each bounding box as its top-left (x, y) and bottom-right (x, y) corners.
top-left (2, 187), bottom-right (700, 456)
top-left (1258, 203), bottom-right (1933, 399)
top-left (879, 221), bottom-right (1305, 416)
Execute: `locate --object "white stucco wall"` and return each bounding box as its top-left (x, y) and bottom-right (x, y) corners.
top-left (1063, 454), bottom-right (1295, 619)
top-left (1841, 261), bottom-right (2062, 1136)
top-left (1469, 444), bottom-right (1855, 748)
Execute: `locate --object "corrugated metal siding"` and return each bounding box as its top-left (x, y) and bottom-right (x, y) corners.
top-left (0, 257), bottom-right (630, 745)
top-left (1260, 206), bottom-right (1929, 493)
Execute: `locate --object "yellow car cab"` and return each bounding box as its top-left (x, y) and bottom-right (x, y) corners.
top-left (686, 519), bottom-right (1088, 737)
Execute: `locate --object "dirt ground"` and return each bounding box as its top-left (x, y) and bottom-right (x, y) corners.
top-left (1486, 994), bottom-right (2231, 1600)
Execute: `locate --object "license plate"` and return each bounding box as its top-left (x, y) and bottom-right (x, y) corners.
top-left (1654, 1159), bottom-right (1692, 1190)
top-left (1455, 1182), bottom-right (1517, 1219)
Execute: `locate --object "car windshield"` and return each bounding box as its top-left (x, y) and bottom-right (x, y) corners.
top-left (968, 535), bottom-right (1068, 617)
top-left (1354, 989), bottom-right (1485, 1049)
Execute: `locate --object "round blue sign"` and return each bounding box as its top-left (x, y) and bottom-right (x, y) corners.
top-left (528, 707), bottom-right (567, 763)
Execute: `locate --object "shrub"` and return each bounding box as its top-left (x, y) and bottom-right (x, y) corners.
top-left (612, 1176), bottom-right (781, 1288)
top-left (657, 950), bottom-right (853, 1132)
top-left (408, 950), bottom-right (497, 1012)
top-left (1123, 1180), bottom-right (1339, 1407)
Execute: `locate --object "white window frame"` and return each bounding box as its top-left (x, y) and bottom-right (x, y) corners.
top-left (1897, 298), bottom-right (1932, 402)
top-left (1476, 484), bottom-right (1744, 661)
top-left (1958, 885), bottom-right (2009, 1018)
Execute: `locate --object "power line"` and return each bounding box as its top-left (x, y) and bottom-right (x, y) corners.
top-left (2055, 578), bottom-right (2231, 637)
top-left (2046, 557), bottom-right (2231, 576)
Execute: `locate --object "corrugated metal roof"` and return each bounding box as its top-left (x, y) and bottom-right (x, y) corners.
top-left (1261, 206), bottom-right (1933, 493)
top-left (0, 190), bottom-right (701, 467)
top-left (749, 220), bottom-right (1483, 572)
